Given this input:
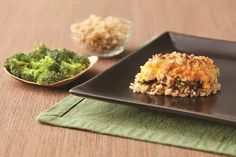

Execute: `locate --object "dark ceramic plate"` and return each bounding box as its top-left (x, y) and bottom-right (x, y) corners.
top-left (70, 32), bottom-right (236, 125)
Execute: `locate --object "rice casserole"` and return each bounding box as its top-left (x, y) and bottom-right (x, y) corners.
top-left (130, 51), bottom-right (221, 97)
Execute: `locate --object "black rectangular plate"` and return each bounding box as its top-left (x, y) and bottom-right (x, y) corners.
top-left (70, 32), bottom-right (236, 125)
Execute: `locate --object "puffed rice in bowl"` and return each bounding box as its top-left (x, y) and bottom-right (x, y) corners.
top-left (70, 15), bottom-right (132, 58)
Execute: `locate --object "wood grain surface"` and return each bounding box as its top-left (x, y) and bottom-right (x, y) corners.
top-left (0, 0), bottom-right (236, 156)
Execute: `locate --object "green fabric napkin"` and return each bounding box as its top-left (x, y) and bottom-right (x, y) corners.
top-left (37, 95), bottom-right (236, 156)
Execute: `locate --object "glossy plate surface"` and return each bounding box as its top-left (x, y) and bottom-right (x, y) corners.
top-left (70, 32), bottom-right (236, 125)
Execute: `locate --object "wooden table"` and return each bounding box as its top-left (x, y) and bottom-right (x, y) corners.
top-left (0, 0), bottom-right (235, 156)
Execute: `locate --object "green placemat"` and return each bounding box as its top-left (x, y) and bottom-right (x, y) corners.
top-left (37, 95), bottom-right (236, 156)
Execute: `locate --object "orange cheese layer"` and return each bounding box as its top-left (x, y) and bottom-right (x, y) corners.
top-left (138, 52), bottom-right (220, 90)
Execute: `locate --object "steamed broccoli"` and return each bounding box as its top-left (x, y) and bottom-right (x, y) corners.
top-left (38, 56), bottom-right (60, 72)
top-left (4, 44), bottom-right (90, 84)
top-left (21, 67), bottom-right (39, 82)
top-left (48, 48), bottom-right (75, 63)
top-left (60, 61), bottom-right (87, 78)
top-left (36, 71), bottom-right (64, 84)
top-left (4, 55), bottom-right (29, 77)
top-left (29, 43), bottom-right (48, 60)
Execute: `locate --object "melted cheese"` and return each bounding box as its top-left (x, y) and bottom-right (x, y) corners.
top-left (137, 52), bottom-right (220, 91)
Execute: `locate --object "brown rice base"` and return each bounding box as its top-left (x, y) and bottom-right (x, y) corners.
top-left (130, 76), bottom-right (220, 97)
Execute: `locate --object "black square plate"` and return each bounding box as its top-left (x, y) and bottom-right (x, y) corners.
top-left (70, 32), bottom-right (236, 125)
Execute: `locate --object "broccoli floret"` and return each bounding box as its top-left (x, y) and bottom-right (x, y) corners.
top-left (37, 71), bottom-right (64, 84)
top-left (29, 43), bottom-right (48, 60)
top-left (60, 61), bottom-right (86, 78)
top-left (58, 48), bottom-right (75, 58)
top-left (13, 53), bottom-right (31, 62)
top-left (72, 55), bottom-right (90, 65)
top-left (4, 57), bottom-right (28, 77)
top-left (4, 44), bottom-right (90, 85)
top-left (30, 60), bottom-right (41, 69)
top-left (21, 67), bottom-right (39, 82)
top-left (38, 56), bottom-right (60, 72)
top-left (48, 48), bottom-right (75, 63)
